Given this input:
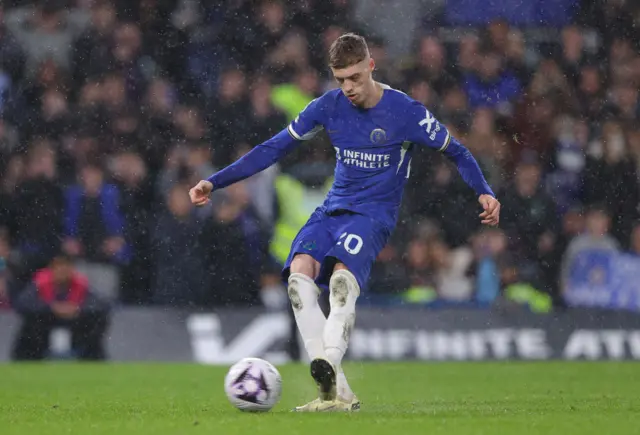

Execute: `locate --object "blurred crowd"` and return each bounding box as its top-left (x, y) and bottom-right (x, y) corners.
top-left (0, 0), bottom-right (639, 312)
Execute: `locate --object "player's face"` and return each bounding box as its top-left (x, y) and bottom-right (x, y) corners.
top-left (331, 58), bottom-right (375, 106)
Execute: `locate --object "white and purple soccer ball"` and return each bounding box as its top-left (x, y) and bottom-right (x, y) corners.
top-left (224, 357), bottom-right (282, 412)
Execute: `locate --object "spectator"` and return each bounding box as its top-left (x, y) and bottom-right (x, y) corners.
top-left (11, 253), bottom-right (110, 361)
top-left (151, 183), bottom-right (204, 306)
top-left (408, 79), bottom-right (437, 111)
top-left (558, 25), bottom-right (586, 86)
top-left (32, 88), bottom-right (72, 140)
top-left (173, 104), bottom-right (209, 143)
top-left (5, 1), bottom-right (88, 76)
top-left (109, 151), bottom-right (153, 304)
top-left (138, 77), bottom-right (178, 171)
top-left (470, 227), bottom-right (508, 304)
top-left (0, 153), bottom-right (22, 230)
top-left (484, 18), bottom-right (510, 55)
top-left (136, 0), bottom-right (189, 89)
top-left (503, 29), bottom-right (530, 86)
top-left (629, 223), bottom-right (640, 257)
top-left (369, 241), bottom-right (410, 295)
top-left (265, 30), bottom-right (312, 79)
top-left (545, 115), bottom-right (589, 214)
top-left (200, 181), bottom-right (267, 307)
top-left (63, 162), bottom-right (128, 262)
top-left (101, 72), bottom-right (130, 114)
top-left (11, 139), bottom-right (64, 284)
top-left (576, 63), bottom-right (607, 123)
top-left (108, 103), bottom-right (141, 153)
top-left (403, 35), bottom-right (456, 92)
top-left (510, 90), bottom-right (559, 168)
top-left (0, 3), bottom-right (26, 85)
top-left (610, 83), bottom-right (639, 122)
top-left (457, 33), bottom-right (480, 76)
top-left (401, 236), bottom-right (437, 304)
top-left (428, 237), bottom-right (474, 302)
top-left (72, 0), bottom-right (118, 85)
top-left (206, 68), bottom-right (249, 164)
top-left (0, 4), bottom-right (25, 122)
top-left (464, 107), bottom-right (510, 188)
top-left (546, 206), bottom-right (586, 301)
top-left (438, 85), bottom-right (470, 128)
top-left (109, 22), bottom-right (147, 98)
top-left (0, 118), bottom-right (20, 157)
top-left (500, 155), bottom-right (559, 263)
top-left (405, 155), bottom-right (479, 247)
top-left (627, 126), bottom-right (640, 175)
top-left (247, 75), bottom-right (288, 146)
top-left (271, 67), bottom-right (319, 122)
top-left (582, 119), bottom-right (639, 244)
top-left (63, 162), bottom-right (128, 300)
top-left (527, 58), bottom-right (576, 108)
top-left (561, 205), bottom-right (620, 292)
top-left (463, 50), bottom-right (521, 114)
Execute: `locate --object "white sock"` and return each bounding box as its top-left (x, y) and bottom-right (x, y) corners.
top-left (287, 273), bottom-right (326, 360)
top-left (324, 269), bottom-right (359, 398)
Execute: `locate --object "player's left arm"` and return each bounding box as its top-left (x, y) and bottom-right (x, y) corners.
top-left (406, 102), bottom-right (500, 226)
top-left (190, 96), bottom-right (329, 206)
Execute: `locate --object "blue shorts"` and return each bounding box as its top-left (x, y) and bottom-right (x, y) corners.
top-left (282, 209), bottom-right (391, 290)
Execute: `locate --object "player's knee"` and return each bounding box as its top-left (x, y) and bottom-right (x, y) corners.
top-left (329, 269), bottom-right (360, 308)
top-left (287, 272), bottom-right (319, 311)
top-left (290, 254), bottom-right (320, 279)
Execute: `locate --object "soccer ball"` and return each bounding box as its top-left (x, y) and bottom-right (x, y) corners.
top-left (224, 357), bottom-right (282, 412)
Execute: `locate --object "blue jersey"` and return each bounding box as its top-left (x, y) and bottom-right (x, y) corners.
top-left (208, 84), bottom-right (494, 230)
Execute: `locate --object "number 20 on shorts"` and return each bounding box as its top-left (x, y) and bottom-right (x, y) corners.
top-left (337, 232), bottom-right (363, 255)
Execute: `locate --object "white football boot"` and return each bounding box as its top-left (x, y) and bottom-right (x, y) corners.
top-left (292, 358), bottom-right (362, 412)
top-left (292, 357), bottom-right (360, 412)
top-left (293, 395), bottom-right (361, 412)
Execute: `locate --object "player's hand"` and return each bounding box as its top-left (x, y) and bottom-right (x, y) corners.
top-left (189, 180), bottom-right (214, 206)
top-left (478, 194), bottom-right (500, 226)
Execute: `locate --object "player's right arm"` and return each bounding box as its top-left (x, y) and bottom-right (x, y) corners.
top-left (190, 96), bottom-right (327, 206)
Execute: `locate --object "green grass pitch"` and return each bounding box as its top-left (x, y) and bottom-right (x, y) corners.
top-left (1, 362), bottom-right (639, 434)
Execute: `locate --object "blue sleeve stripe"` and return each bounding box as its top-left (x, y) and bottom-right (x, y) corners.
top-left (439, 130), bottom-right (451, 152)
top-left (288, 123), bottom-right (324, 141)
top-left (287, 124), bottom-right (302, 140)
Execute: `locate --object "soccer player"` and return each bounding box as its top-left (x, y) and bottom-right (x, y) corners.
top-left (189, 33), bottom-right (501, 412)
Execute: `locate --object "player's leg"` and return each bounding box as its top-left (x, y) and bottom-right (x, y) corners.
top-left (281, 211), bottom-right (339, 405)
top-left (287, 253), bottom-right (326, 362)
top-left (307, 261), bottom-right (360, 411)
top-left (324, 262), bottom-right (359, 398)
top-left (317, 213), bottom-right (390, 410)
top-left (288, 254), bottom-right (342, 407)
top-left (289, 261), bottom-right (356, 399)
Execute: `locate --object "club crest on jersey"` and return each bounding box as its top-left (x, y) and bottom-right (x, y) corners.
top-left (370, 128), bottom-right (386, 144)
